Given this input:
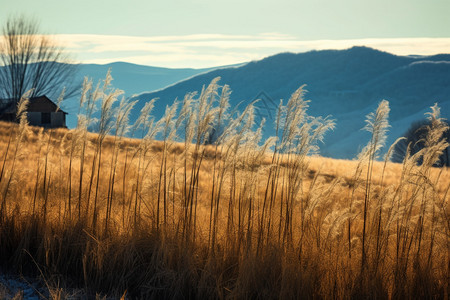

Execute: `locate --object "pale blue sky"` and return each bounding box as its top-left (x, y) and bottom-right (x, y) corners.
top-left (1, 0), bottom-right (449, 67)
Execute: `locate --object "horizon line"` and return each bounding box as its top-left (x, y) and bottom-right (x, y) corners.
top-left (54, 34), bottom-right (450, 68)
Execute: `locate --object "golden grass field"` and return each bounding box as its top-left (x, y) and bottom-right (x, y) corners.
top-left (0, 76), bottom-right (448, 299)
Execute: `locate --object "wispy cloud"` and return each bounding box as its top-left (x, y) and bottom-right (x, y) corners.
top-left (56, 34), bottom-right (450, 68)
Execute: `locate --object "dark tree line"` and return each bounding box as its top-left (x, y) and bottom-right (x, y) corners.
top-left (392, 119), bottom-right (450, 167)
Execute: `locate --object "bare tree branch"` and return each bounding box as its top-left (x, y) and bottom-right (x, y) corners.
top-left (0, 15), bottom-right (78, 105)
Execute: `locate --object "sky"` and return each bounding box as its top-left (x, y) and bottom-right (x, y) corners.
top-left (1, 0), bottom-right (449, 68)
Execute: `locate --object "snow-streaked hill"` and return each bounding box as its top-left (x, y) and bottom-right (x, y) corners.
top-left (130, 47), bottom-right (450, 159)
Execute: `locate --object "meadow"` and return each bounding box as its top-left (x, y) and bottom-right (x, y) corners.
top-left (0, 74), bottom-right (448, 299)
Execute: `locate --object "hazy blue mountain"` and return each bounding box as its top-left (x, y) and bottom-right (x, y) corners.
top-left (62, 62), bottom-right (229, 127)
top-left (130, 47), bottom-right (450, 159)
top-left (78, 62), bottom-right (218, 96)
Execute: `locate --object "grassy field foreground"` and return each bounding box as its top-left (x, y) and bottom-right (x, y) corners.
top-left (0, 76), bottom-right (449, 299)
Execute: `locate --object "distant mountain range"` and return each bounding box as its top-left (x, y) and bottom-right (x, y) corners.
top-left (127, 47), bottom-right (450, 159)
top-left (59, 47), bottom-right (450, 160)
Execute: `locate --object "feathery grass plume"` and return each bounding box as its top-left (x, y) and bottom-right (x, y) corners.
top-left (358, 100), bottom-right (391, 162)
top-left (209, 101), bottom-right (258, 250)
top-left (385, 137), bottom-right (406, 164)
top-left (304, 116), bottom-right (336, 155)
top-left (207, 84), bottom-right (231, 144)
top-left (160, 101), bottom-right (179, 142)
top-left (247, 119), bottom-right (277, 168)
top-left (177, 92), bottom-right (196, 141)
top-left (72, 115), bottom-right (87, 218)
top-left (323, 208), bottom-right (353, 246)
top-left (131, 98), bottom-right (157, 138)
top-left (78, 77), bottom-right (96, 125)
top-left (405, 104), bottom-right (448, 277)
top-left (194, 78), bottom-right (221, 145)
top-left (178, 92), bottom-right (196, 181)
top-left (0, 91), bottom-right (31, 217)
top-left (373, 137), bottom-right (407, 263)
top-left (75, 70), bottom-right (113, 222)
top-left (137, 102), bottom-right (162, 146)
top-left (75, 76), bottom-right (98, 218)
top-left (272, 85), bottom-right (335, 249)
top-left (180, 78), bottom-right (224, 244)
top-left (278, 85), bottom-right (309, 152)
top-left (40, 130), bottom-right (54, 224)
top-left (128, 99), bottom-right (161, 227)
top-left (104, 96), bottom-right (137, 231)
top-left (31, 127), bottom-right (45, 214)
top-left (39, 88), bottom-right (66, 220)
top-left (258, 99), bottom-right (285, 252)
top-left (218, 101), bottom-right (253, 150)
top-left (97, 70), bottom-right (124, 138)
top-left (231, 104), bottom-right (261, 250)
top-left (91, 69), bottom-right (124, 231)
top-left (178, 91), bottom-right (197, 238)
top-left (420, 103), bottom-right (450, 168)
top-left (155, 100), bottom-right (179, 230)
top-left (175, 92), bottom-right (198, 239)
top-left (382, 105), bottom-right (449, 298)
top-left (78, 77), bottom-right (92, 118)
top-left (392, 118), bottom-right (449, 167)
top-left (302, 171), bottom-right (341, 254)
top-left (115, 97), bottom-right (137, 138)
top-left (55, 87), bottom-right (65, 112)
top-left (15, 91), bottom-right (31, 138)
top-left (358, 100), bottom-right (390, 273)
top-left (212, 102), bottom-right (269, 253)
top-left (16, 91), bottom-right (31, 133)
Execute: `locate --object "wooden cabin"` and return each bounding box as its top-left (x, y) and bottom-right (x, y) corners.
top-left (0, 95), bottom-right (67, 128)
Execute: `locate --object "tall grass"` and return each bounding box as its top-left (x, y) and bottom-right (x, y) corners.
top-left (0, 74), bottom-right (448, 299)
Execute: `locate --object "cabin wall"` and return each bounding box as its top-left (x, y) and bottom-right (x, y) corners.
top-left (26, 111), bottom-right (66, 128)
top-left (51, 112), bottom-right (66, 128)
top-left (28, 112), bottom-right (42, 126)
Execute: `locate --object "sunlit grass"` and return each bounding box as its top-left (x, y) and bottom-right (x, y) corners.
top-left (0, 75), bottom-right (448, 299)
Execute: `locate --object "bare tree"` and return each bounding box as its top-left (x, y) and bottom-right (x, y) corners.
top-left (0, 15), bottom-right (78, 104)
